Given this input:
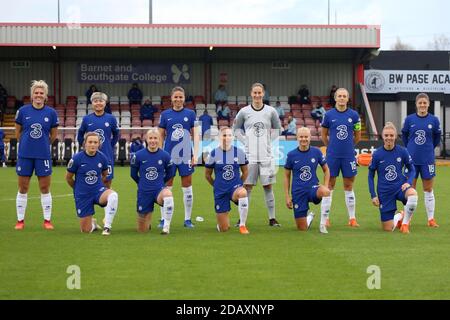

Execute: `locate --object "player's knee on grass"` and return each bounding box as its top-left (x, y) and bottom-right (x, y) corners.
top-left (295, 217), bottom-right (308, 231)
top-left (137, 213), bottom-right (151, 232)
top-left (217, 213), bottom-right (230, 232)
top-left (80, 217), bottom-right (92, 233)
top-left (382, 220), bottom-right (394, 232)
top-left (218, 224), bottom-right (230, 232)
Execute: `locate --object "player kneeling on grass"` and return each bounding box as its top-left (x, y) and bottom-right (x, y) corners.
top-left (368, 122), bottom-right (418, 234)
top-left (205, 127), bottom-right (250, 234)
top-left (284, 127), bottom-right (331, 233)
top-left (65, 132), bottom-right (119, 235)
top-left (130, 128), bottom-right (176, 235)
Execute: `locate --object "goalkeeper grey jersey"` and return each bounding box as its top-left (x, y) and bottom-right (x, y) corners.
top-left (233, 104), bottom-right (282, 162)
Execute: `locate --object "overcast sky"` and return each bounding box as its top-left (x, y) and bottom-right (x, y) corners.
top-left (1, 0), bottom-right (449, 50)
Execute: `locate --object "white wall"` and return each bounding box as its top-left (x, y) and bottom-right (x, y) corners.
top-left (384, 101), bottom-right (406, 130)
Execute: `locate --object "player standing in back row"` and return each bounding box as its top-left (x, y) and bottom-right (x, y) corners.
top-left (14, 80), bottom-right (59, 230)
top-left (401, 93), bottom-right (441, 227)
top-left (77, 92), bottom-right (120, 189)
top-left (321, 88), bottom-right (361, 227)
top-left (233, 82), bottom-right (282, 227)
top-left (158, 86), bottom-right (199, 229)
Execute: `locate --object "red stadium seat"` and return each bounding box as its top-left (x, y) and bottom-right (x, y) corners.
top-left (130, 104), bottom-right (141, 112)
top-left (132, 120), bottom-right (142, 127)
top-left (304, 118), bottom-right (315, 126)
top-left (110, 104), bottom-right (120, 111)
top-left (121, 105), bottom-right (131, 112)
top-left (194, 96), bottom-right (205, 103)
top-left (295, 118), bottom-right (304, 126)
top-left (292, 111), bottom-right (302, 118)
top-left (302, 104), bottom-right (312, 110)
top-left (142, 119), bottom-right (152, 127)
top-left (311, 96), bottom-right (320, 103)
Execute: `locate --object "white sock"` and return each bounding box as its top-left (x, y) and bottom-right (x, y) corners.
top-left (321, 196), bottom-right (332, 225)
top-left (238, 197), bottom-right (249, 226)
top-left (306, 212), bottom-right (314, 227)
top-left (163, 196), bottom-right (174, 229)
top-left (328, 190), bottom-right (333, 217)
top-left (182, 186), bottom-right (193, 221)
top-left (90, 220), bottom-right (97, 233)
top-left (104, 192), bottom-right (118, 229)
top-left (16, 192), bottom-right (27, 221)
top-left (264, 188), bottom-right (276, 219)
top-left (424, 191), bottom-right (435, 220)
top-left (41, 193), bottom-right (52, 221)
top-left (403, 195), bottom-right (418, 225)
top-left (160, 186), bottom-right (172, 220)
top-left (345, 190), bottom-right (356, 219)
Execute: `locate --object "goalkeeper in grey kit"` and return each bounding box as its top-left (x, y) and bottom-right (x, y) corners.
top-left (233, 82), bottom-right (282, 226)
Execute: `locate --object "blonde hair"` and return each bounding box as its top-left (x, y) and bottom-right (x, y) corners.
top-left (90, 92), bottom-right (108, 103)
top-left (30, 80), bottom-right (48, 101)
top-left (146, 127), bottom-right (160, 138)
top-left (382, 122), bottom-right (397, 135)
top-left (296, 126), bottom-right (311, 135)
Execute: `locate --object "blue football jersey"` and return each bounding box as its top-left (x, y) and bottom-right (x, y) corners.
top-left (0, 129), bottom-right (4, 148)
top-left (159, 108), bottom-right (196, 160)
top-left (67, 151), bottom-right (109, 196)
top-left (321, 108), bottom-right (360, 158)
top-left (205, 146), bottom-right (248, 194)
top-left (401, 113), bottom-right (441, 165)
top-left (130, 148), bottom-right (175, 192)
top-left (77, 113), bottom-right (120, 162)
top-left (15, 104), bottom-right (59, 159)
top-left (368, 145), bottom-right (415, 198)
top-left (284, 147), bottom-right (327, 193)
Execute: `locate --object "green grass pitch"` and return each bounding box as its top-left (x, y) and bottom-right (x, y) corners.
top-left (0, 165), bottom-right (449, 299)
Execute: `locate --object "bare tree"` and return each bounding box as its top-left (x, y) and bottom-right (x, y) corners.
top-left (391, 37), bottom-right (414, 50)
top-left (427, 34), bottom-right (450, 50)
